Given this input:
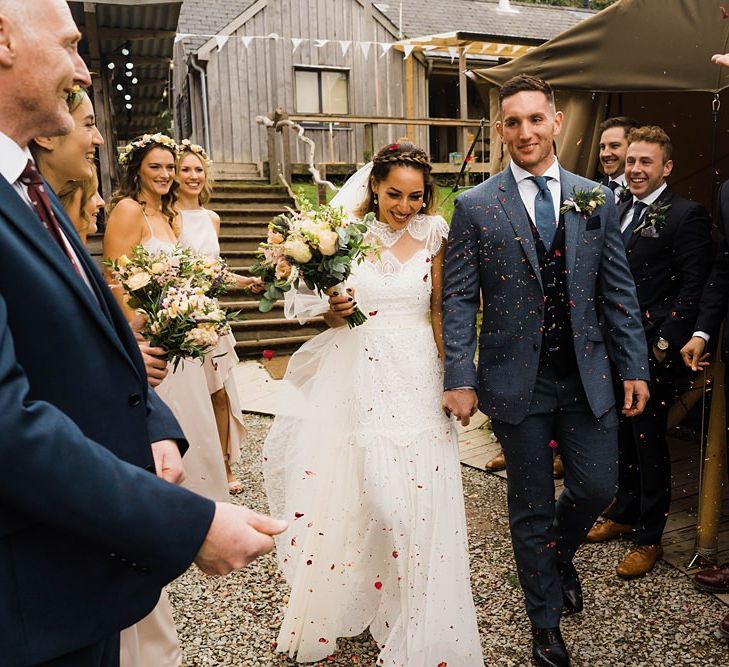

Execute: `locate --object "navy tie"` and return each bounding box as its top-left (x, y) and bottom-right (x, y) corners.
top-left (607, 180), bottom-right (620, 192)
top-left (622, 200), bottom-right (647, 247)
top-left (529, 176), bottom-right (556, 250)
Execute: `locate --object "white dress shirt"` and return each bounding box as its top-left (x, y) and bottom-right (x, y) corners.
top-left (619, 182), bottom-right (667, 233)
top-left (0, 130), bottom-right (95, 295)
top-left (510, 158), bottom-right (562, 224)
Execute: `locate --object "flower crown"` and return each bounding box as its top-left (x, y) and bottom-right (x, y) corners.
top-left (66, 84), bottom-right (86, 108)
top-left (177, 139), bottom-right (213, 168)
top-left (118, 132), bottom-right (178, 167)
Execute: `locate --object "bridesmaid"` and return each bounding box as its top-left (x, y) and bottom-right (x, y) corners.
top-left (175, 140), bottom-right (263, 494)
top-left (57, 172), bottom-right (105, 244)
top-left (103, 134), bottom-right (228, 667)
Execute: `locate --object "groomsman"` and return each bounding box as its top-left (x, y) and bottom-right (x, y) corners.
top-left (598, 116), bottom-right (641, 203)
top-left (588, 126), bottom-right (712, 578)
top-left (443, 74), bottom-right (649, 667)
top-left (0, 1), bottom-right (285, 664)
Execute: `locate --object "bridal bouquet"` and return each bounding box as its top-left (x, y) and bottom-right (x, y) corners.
top-left (106, 245), bottom-right (237, 369)
top-left (251, 200), bottom-right (377, 327)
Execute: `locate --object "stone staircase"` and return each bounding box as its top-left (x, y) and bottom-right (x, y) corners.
top-left (87, 180), bottom-right (328, 359)
top-left (210, 181), bottom-right (328, 358)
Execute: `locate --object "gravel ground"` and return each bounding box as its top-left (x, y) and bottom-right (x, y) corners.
top-left (169, 414), bottom-right (729, 666)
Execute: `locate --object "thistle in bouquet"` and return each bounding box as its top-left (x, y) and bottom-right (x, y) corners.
top-left (106, 245), bottom-right (236, 370)
top-left (251, 198), bottom-right (378, 327)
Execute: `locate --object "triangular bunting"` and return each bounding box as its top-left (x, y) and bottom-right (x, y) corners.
top-left (360, 41), bottom-right (371, 59)
top-left (291, 37), bottom-right (304, 52)
top-left (314, 39), bottom-right (329, 48)
top-left (215, 35), bottom-right (229, 52)
top-left (448, 46), bottom-right (458, 63)
top-left (267, 32), bottom-right (280, 39)
top-left (241, 35), bottom-right (254, 48)
top-left (380, 42), bottom-right (392, 58)
top-left (403, 44), bottom-right (415, 60)
top-left (339, 40), bottom-right (351, 57)
top-left (174, 33), bottom-right (192, 44)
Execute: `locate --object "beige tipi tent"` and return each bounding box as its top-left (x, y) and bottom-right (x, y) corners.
top-left (472, 0), bottom-right (729, 210)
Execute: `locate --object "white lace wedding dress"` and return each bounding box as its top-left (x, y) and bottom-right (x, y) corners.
top-left (263, 214), bottom-right (484, 666)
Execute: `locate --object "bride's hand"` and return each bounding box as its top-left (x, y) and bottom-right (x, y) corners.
top-left (327, 287), bottom-right (356, 318)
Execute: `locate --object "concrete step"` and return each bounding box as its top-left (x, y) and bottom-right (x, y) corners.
top-left (218, 234), bottom-right (265, 251)
top-left (210, 191), bottom-right (293, 205)
top-left (227, 300), bottom-right (285, 318)
top-left (213, 202), bottom-right (289, 213)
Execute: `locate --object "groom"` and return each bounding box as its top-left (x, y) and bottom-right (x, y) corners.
top-left (442, 74), bottom-right (649, 667)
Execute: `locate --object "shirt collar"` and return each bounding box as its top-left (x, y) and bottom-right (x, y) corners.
top-left (510, 157), bottom-right (561, 186)
top-left (0, 131), bottom-right (33, 186)
top-left (633, 182), bottom-right (668, 207)
top-left (610, 172), bottom-right (627, 188)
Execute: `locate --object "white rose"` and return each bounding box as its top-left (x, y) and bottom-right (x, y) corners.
top-left (283, 238), bottom-right (312, 263)
top-left (150, 262), bottom-right (168, 275)
top-left (318, 230), bottom-right (339, 256)
top-left (126, 271), bottom-right (151, 290)
top-left (588, 200), bottom-right (597, 209)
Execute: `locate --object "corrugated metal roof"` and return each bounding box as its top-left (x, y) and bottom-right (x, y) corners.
top-left (69, 1), bottom-right (181, 141)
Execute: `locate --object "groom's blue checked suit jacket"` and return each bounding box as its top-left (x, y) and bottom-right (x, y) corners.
top-left (443, 166), bottom-right (650, 425)
top-left (0, 176), bottom-right (215, 666)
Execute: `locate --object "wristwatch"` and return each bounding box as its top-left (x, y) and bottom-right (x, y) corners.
top-left (655, 337), bottom-right (669, 351)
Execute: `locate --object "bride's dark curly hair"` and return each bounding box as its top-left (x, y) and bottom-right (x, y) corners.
top-left (109, 138), bottom-right (179, 234)
top-left (356, 142), bottom-right (436, 219)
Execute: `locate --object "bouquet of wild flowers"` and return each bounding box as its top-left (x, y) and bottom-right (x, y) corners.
top-left (251, 199), bottom-right (377, 327)
top-left (106, 245), bottom-right (238, 370)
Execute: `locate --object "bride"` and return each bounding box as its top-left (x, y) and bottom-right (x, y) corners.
top-left (263, 142), bottom-right (484, 665)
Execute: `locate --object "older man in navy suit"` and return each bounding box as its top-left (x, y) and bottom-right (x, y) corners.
top-left (442, 74), bottom-right (649, 667)
top-left (0, 2), bottom-right (285, 665)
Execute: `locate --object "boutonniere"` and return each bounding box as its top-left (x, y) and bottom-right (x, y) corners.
top-left (617, 186), bottom-right (633, 203)
top-left (633, 202), bottom-right (671, 238)
top-left (560, 185), bottom-right (607, 217)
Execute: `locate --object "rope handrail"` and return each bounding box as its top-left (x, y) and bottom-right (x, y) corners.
top-left (255, 114), bottom-right (338, 195)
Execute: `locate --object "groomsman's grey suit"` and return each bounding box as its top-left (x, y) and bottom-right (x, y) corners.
top-left (443, 161), bottom-right (649, 628)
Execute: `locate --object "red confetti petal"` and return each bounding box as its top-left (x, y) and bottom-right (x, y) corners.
top-left (722, 5), bottom-right (729, 18)
top-left (319, 637), bottom-right (329, 644)
top-left (290, 537), bottom-right (297, 546)
top-left (306, 559), bottom-right (313, 565)
top-left (262, 349), bottom-right (275, 360)
top-left (294, 512), bottom-right (304, 519)
top-left (392, 550), bottom-right (399, 559)
top-left (548, 439), bottom-right (558, 449)
top-left (438, 663), bottom-right (448, 667)
top-left (369, 310), bottom-right (378, 317)
top-left (374, 581), bottom-right (383, 590)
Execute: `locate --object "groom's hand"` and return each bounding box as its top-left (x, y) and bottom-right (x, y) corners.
top-left (622, 380), bottom-right (650, 418)
top-left (194, 503), bottom-right (288, 576)
top-left (442, 388), bottom-right (478, 427)
top-left (150, 439), bottom-right (186, 485)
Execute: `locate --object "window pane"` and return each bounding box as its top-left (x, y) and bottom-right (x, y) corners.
top-left (321, 71), bottom-right (348, 114)
top-left (295, 70), bottom-right (320, 113)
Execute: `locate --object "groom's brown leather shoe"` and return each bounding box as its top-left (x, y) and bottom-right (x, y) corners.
top-left (693, 563), bottom-right (729, 593)
top-left (616, 545), bottom-right (663, 579)
top-left (586, 519), bottom-right (634, 543)
top-left (484, 449), bottom-right (506, 472)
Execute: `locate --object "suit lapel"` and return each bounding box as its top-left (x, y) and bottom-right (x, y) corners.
top-left (626, 185), bottom-right (673, 254)
top-left (0, 176), bottom-right (143, 380)
top-left (559, 168), bottom-right (580, 281)
top-left (496, 169), bottom-right (543, 290)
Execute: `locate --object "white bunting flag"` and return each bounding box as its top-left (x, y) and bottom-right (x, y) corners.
top-left (215, 35), bottom-right (229, 52)
top-left (267, 32), bottom-right (280, 39)
top-left (174, 33), bottom-right (192, 44)
top-left (448, 46), bottom-right (458, 63)
top-left (360, 41), bottom-right (371, 59)
top-left (380, 42), bottom-right (392, 58)
top-left (339, 40), bottom-right (351, 56)
top-left (241, 35), bottom-right (254, 48)
top-left (403, 44), bottom-right (415, 60)
top-left (291, 37), bottom-right (304, 52)
top-left (314, 39), bottom-right (329, 48)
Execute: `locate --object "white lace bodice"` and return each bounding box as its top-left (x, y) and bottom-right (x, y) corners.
top-left (352, 214), bottom-right (449, 322)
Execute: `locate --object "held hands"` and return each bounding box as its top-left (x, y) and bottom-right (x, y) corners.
top-left (194, 503), bottom-right (288, 575)
top-left (622, 380), bottom-right (650, 418)
top-left (442, 388), bottom-right (478, 427)
top-left (237, 275), bottom-right (265, 294)
top-left (150, 439), bottom-right (186, 485)
top-left (680, 336), bottom-right (710, 372)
